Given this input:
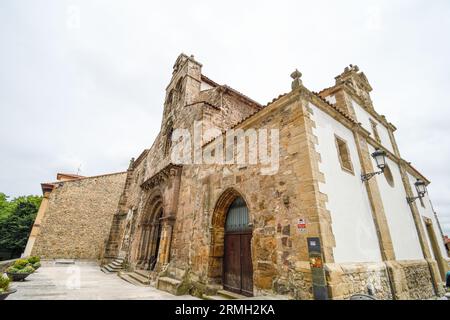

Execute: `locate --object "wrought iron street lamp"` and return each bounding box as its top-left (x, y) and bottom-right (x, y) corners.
top-left (407, 179), bottom-right (427, 204)
top-left (361, 148), bottom-right (387, 182)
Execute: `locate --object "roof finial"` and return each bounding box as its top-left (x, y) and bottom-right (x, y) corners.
top-left (128, 157), bottom-right (135, 170)
top-left (290, 69), bottom-right (302, 90)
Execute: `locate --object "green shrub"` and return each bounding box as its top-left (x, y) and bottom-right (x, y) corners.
top-left (13, 259), bottom-right (29, 269)
top-left (17, 266), bottom-right (35, 274)
top-left (6, 266), bottom-right (19, 273)
top-left (33, 262), bottom-right (41, 269)
top-left (0, 275), bottom-right (10, 291)
top-left (6, 265), bottom-right (34, 274)
top-left (27, 256), bottom-right (40, 264)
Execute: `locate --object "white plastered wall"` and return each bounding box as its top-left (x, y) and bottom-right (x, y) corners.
top-left (310, 103), bottom-right (382, 263)
top-left (407, 173), bottom-right (449, 261)
top-left (351, 99), bottom-right (394, 154)
top-left (368, 145), bottom-right (423, 261)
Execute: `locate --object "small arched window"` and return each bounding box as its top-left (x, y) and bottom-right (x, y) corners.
top-left (167, 90), bottom-right (175, 106)
top-left (175, 78), bottom-right (184, 95)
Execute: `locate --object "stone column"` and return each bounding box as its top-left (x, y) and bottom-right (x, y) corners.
top-left (157, 216), bottom-right (176, 266)
top-left (139, 226), bottom-right (149, 264)
top-left (143, 224), bottom-right (156, 268)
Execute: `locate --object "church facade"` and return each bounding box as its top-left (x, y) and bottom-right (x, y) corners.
top-left (28, 54), bottom-right (449, 299)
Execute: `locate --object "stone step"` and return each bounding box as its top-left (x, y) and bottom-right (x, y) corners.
top-left (102, 266), bottom-right (112, 273)
top-left (217, 289), bottom-right (247, 300)
top-left (157, 276), bottom-right (183, 295)
top-left (134, 269), bottom-right (151, 279)
top-left (101, 260), bottom-right (123, 273)
top-left (203, 295), bottom-right (230, 300)
top-left (105, 265), bottom-right (121, 272)
top-left (111, 261), bottom-right (123, 267)
top-left (101, 267), bottom-right (111, 274)
top-left (128, 272), bottom-right (151, 285)
top-left (118, 273), bottom-right (148, 287)
top-left (55, 259), bottom-right (75, 265)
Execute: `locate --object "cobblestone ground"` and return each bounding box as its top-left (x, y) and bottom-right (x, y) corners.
top-left (6, 261), bottom-right (199, 300)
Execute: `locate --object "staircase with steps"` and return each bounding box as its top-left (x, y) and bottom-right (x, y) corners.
top-left (118, 269), bottom-right (155, 287)
top-left (100, 258), bottom-right (124, 274)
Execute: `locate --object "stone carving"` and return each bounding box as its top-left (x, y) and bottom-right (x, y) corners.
top-left (290, 69), bottom-right (303, 90)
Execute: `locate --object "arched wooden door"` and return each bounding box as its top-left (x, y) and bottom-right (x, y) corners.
top-left (223, 197), bottom-right (253, 296)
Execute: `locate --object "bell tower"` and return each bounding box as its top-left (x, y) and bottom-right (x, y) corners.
top-left (334, 64), bottom-right (374, 110)
top-left (161, 53), bottom-right (202, 130)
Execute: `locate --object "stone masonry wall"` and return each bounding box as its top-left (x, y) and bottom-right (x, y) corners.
top-left (31, 173), bottom-right (127, 260)
top-left (326, 260), bottom-right (436, 300)
top-left (326, 262), bottom-right (393, 300)
top-left (386, 260), bottom-right (436, 299)
top-left (168, 92), bottom-right (316, 298)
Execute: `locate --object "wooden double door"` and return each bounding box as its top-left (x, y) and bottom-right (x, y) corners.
top-left (222, 197), bottom-right (253, 296)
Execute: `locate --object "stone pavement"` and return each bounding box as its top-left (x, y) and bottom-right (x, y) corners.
top-left (6, 261), bottom-right (199, 300)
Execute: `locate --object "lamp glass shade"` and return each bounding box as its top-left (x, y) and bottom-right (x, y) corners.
top-left (414, 179), bottom-right (427, 196)
top-left (372, 149), bottom-right (387, 170)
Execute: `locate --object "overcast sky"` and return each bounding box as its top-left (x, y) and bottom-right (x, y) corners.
top-left (0, 0), bottom-right (449, 235)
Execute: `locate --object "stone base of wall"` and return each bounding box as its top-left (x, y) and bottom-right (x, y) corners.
top-left (270, 261), bottom-right (313, 300)
top-left (386, 259), bottom-right (439, 299)
top-left (326, 260), bottom-right (440, 300)
top-left (164, 260), bottom-right (314, 299)
top-left (325, 262), bottom-right (392, 300)
top-left (150, 259), bottom-right (442, 299)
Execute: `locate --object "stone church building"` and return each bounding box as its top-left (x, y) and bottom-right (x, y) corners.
top-left (26, 54), bottom-right (449, 299)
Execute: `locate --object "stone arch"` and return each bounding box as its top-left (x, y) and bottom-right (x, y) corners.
top-left (135, 190), bottom-right (165, 270)
top-left (208, 187), bottom-right (252, 282)
top-left (167, 89), bottom-right (175, 106)
top-left (175, 77), bottom-right (184, 96)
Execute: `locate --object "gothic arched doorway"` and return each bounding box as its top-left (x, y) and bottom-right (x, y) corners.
top-left (136, 193), bottom-right (164, 271)
top-left (150, 209), bottom-right (163, 270)
top-left (209, 189), bottom-right (253, 297)
top-left (223, 197), bottom-right (253, 296)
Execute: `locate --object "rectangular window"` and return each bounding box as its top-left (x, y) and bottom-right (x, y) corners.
top-left (370, 119), bottom-right (381, 143)
top-left (335, 135), bottom-right (354, 174)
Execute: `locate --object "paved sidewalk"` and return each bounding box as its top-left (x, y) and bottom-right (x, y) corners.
top-left (6, 261), bottom-right (199, 300)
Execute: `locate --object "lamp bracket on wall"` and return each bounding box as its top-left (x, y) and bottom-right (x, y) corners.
top-left (406, 179), bottom-right (427, 204)
top-left (361, 169), bottom-right (384, 182)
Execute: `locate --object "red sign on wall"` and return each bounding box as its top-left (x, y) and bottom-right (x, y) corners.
top-left (297, 218), bottom-right (306, 232)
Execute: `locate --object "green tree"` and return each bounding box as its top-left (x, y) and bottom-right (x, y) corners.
top-left (0, 193), bottom-right (14, 221)
top-left (0, 194), bottom-right (42, 258)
